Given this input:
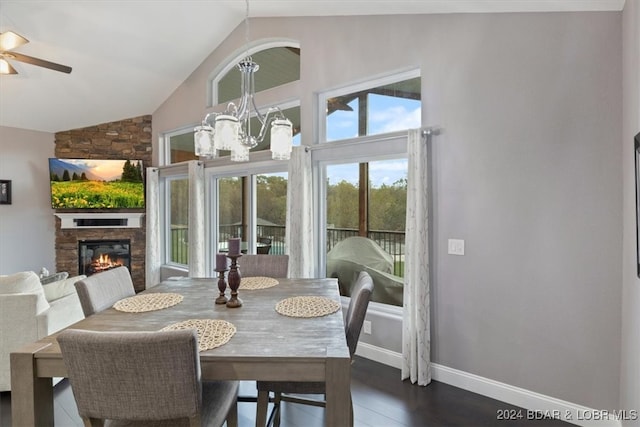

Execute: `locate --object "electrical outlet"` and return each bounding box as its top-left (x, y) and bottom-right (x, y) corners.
top-left (363, 320), bottom-right (372, 335)
top-left (448, 239), bottom-right (465, 255)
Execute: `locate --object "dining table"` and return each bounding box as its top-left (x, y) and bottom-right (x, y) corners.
top-left (10, 277), bottom-right (352, 427)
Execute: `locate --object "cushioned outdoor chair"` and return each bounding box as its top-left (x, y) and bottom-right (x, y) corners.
top-left (74, 266), bottom-right (135, 316)
top-left (239, 254), bottom-right (289, 278)
top-left (255, 271), bottom-right (374, 427)
top-left (58, 328), bottom-right (239, 427)
top-left (257, 237), bottom-right (272, 254)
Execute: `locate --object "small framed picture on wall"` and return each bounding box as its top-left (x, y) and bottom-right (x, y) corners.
top-left (0, 180), bottom-right (11, 205)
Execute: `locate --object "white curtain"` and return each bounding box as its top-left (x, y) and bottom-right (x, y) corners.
top-left (402, 128), bottom-right (431, 386)
top-left (145, 167), bottom-right (161, 288)
top-left (188, 161), bottom-right (206, 277)
top-left (286, 146), bottom-right (314, 278)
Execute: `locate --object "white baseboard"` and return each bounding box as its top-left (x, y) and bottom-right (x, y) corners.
top-left (355, 343), bottom-right (624, 427)
top-left (355, 342), bottom-right (402, 369)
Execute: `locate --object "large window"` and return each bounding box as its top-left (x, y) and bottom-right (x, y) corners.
top-left (167, 177), bottom-right (189, 266)
top-left (166, 127), bottom-right (197, 164)
top-left (215, 46), bottom-right (300, 105)
top-left (323, 157), bottom-right (408, 307)
top-left (163, 43), bottom-right (301, 166)
top-left (213, 43), bottom-right (301, 160)
top-left (326, 160), bottom-right (407, 274)
top-left (218, 176), bottom-right (244, 245)
top-left (317, 70), bottom-right (420, 307)
top-left (212, 169), bottom-right (288, 261)
top-left (159, 43), bottom-right (297, 276)
top-left (325, 74), bottom-right (420, 142)
top-left (256, 172), bottom-right (287, 254)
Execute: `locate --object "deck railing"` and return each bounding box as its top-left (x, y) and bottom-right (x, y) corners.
top-left (170, 225), bottom-right (405, 276)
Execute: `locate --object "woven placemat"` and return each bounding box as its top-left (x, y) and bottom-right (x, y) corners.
top-left (275, 296), bottom-right (341, 318)
top-left (113, 293), bottom-right (183, 313)
top-left (240, 276), bottom-right (279, 290)
top-left (161, 319), bottom-right (236, 351)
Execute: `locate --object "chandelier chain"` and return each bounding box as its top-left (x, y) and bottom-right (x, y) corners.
top-left (244, 0), bottom-right (251, 60)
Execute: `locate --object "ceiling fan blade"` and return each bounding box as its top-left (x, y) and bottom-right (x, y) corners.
top-left (0, 31), bottom-right (29, 51)
top-left (8, 52), bottom-right (72, 74)
top-left (0, 58), bottom-right (18, 74)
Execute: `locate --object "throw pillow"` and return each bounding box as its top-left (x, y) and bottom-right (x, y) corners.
top-left (40, 271), bottom-right (69, 285)
top-left (0, 271), bottom-right (50, 314)
top-left (42, 274), bottom-right (86, 302)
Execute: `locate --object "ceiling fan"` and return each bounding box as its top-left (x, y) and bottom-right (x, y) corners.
top-left (0, 31), bottom-right (72, 75)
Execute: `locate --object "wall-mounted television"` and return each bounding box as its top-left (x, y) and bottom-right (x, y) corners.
top-left (49, 158), bottom-right (145, 209)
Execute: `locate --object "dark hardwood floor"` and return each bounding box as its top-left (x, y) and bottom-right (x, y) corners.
top-left (0, 356), bottom-right (569, 427)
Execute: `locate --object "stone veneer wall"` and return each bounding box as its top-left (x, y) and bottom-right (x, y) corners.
top-left (54, 115), bottom-right (152, 292)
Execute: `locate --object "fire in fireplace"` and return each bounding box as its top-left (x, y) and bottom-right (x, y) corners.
top-left (78, 239), bottom-right (131, 276)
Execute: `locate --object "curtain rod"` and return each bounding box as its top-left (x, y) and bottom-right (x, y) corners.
top-left (304, 126), bottom-right (440, 152)
top-left (149, 160), bottom-right (203, 173)
top-left (422, 127), bottom-right (441, 137)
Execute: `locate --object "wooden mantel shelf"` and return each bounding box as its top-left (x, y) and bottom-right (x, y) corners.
top-left (54, 212), bottom-right (145, 229)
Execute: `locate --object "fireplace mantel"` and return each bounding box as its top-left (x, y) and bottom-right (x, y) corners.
top-left (55, 212), bottom-right (145, 229)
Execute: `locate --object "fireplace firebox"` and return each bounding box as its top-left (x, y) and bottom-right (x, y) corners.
top-left (78, 239), bottom-right (131, 276)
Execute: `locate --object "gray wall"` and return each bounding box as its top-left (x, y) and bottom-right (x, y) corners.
top-left (153, 12), bottom-right (623, 411)
top-left (0, 126), bottom-right (56, 274)
top-left (430, 12), bottom-right (622, 410)
top-left (620, 1), bottom-right (640, 425)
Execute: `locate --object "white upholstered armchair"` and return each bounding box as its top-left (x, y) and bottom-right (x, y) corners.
top-left (0, 271), bottom-right (85, 391)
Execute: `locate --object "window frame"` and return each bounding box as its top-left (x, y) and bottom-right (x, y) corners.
top-left (209, 40), bottom-right (301, 108)
top-left (204, 155), bottom-right (289, 276)
top-left (159, 167), bottom-right (190, 269)
top-left (161, 124), bottom-right (199, 166)
top-left (317, 68), bottom-right (421, 144)
top-left (312, 132), bottom-right (409, 280)
top-left (314, 68), bottom-right (420, 308)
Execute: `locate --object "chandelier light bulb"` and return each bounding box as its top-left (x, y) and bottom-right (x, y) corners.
top-left (214, 115), bottom-right (240, 151)
top-left (194, 125), bottom-right (215, 158)
top-left (270, 118), bottom-right (293, 160)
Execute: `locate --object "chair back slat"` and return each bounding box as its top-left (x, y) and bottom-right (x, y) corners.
top-left (58, 329), bottom-right (201, 422)
top-left (239, 255), bottom-right (289, 278)
top-left (345, 271), bottom-right (374, 357)
top-left (74, 266), bottom-right (135, 316)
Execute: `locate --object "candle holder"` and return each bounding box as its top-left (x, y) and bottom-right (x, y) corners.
top-left (214, 268), bottom-right (228, 304)
top-left (226, 253), bottom-right (242, 308)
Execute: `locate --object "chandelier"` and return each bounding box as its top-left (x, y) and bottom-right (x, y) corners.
top-left (194, 0), bottom-right (293, 162)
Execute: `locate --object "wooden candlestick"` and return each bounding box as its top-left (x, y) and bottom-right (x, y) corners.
top-left (214, 268), bottom-right (228, 304)
top-left (226, 254), bottom-right (242, 308)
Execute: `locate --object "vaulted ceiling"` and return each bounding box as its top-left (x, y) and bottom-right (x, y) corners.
top-left (0, 0), bottom-right (625, 134)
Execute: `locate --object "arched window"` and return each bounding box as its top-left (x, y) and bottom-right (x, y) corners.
top-left (207, 42), bottom-right (302, 155)
top-left (214, 45), bottom-right (300, 105)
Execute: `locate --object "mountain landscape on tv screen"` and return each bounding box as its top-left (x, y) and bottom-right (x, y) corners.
top-left (49, 159), bottom-right (144, 209)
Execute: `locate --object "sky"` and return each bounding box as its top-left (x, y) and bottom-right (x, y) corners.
top-left (325, 93), bottom-right (420, 187)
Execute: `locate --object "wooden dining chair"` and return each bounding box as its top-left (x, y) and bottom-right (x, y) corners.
top-left (239, 254), bottom-right (289, 278)
top-left (255, 271), bottom-right (374, 427)
top-left (58, 328), bottom-right (239, 427)
top-left (74, 266), bottom-right (135, 316)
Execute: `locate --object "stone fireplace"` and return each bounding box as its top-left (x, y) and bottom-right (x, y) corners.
top-left (54, 115), bottom-right (151, 292)
top-left (56, 222), bottom-right (145, 292)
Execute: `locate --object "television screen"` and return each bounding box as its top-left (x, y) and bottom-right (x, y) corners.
top-left (49, 158), bottom-right (145, 209)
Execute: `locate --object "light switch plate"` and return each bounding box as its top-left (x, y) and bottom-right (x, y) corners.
top-left (448, 239), bottom-right (465, 255)
top-left (363, 320), bottom-right (372, 335)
